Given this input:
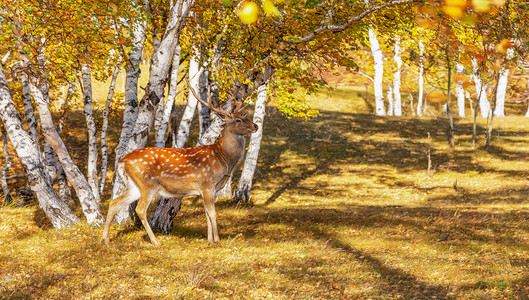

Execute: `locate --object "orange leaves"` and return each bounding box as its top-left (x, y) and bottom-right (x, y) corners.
top-left (494, 39), bottom-right (513, 54)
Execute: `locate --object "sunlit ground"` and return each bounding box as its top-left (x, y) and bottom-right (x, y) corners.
top-left (1, 84), bottom-right (528, 299)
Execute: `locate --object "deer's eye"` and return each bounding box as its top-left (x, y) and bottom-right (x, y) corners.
top-left (236, 118), bottom-right (242, 123)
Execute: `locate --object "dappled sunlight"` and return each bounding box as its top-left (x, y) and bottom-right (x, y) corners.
top-left (2, 84), bottom-right (529, 298)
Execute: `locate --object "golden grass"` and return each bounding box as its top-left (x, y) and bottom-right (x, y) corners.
top-left (1, 82), bottom-right (529, 299)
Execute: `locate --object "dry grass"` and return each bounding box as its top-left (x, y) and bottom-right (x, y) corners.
top-left (1, 82), bottom-right (529, 299)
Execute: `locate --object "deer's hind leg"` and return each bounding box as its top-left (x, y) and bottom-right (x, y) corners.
top-left (102, 180), bottom-right (141, 245)
top-left (135, 190), bottom-right (159, 246)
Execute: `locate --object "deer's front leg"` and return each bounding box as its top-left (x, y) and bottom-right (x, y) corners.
top-left (202, 189), bottom-right (219, 243)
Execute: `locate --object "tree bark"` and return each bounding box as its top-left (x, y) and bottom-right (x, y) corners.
top-left (417, 39), bottom-right (425, 116)
top-left (1, 129), bottom-right (13, 205)
top-left (472, 58), bottom-right (491, 118)
top-left (100, 65), bottom-right (120, 197)
top-left (30, 80), bottom-right (104, 226)
top-left (176, 56), bottom-right (202, 148)
top-left (155, 44), bottom-right (182, 148)
top-left (149, 197), bottom-right (182, 235)
top-left (392, 37), bottom-right (402, 116)
top-left (368, 27), bottom-right (386, 116)
top-left (494, 48), bottom-right (514, 117)
top-left (455, 63), bottom-right (465, 117)
top-left (234, 83), bottom-right (267, 203)
top-left (387, 84), bottom-right (394, 116)
top-left (0, 67), bottom-right (79, 227)
top-left (81, 64), bottom-right (100, 203)
top-left (110, 9), bottom-right (147, 214)
top-left (113, 0), bottom-right (194, 224)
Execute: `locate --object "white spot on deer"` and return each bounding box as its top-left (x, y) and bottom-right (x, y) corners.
top-left (212, 159), bottom-right (216, 164)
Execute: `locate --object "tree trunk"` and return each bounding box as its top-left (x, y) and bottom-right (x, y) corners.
top-left (368, 27), bottom-right (386, 116)
top-left (20, 72), bottom-right (39, 147)
top-left (387, 84), bottom-right (394, 116)
top-left (175, 56), bottom-right (202, 148)
top-left (446, 54), bottom-right (454, 149)
top-left (155, 44), bottom-right (182, 148)
top-left (417, 39), bottom-right (425, 116)
top-left (234, 83), bottom-right (267, 203)
top-left (100, 65), bottom-right (120, 197)
top-left (392, 37), bottom-right (402, 116)
top-left (149, 197), bottom-right (182, 235)
top-left (198, 69), bottom-right (211, 138)
top-left (114, 0), bottom-right (193, 224)
top-left (0, 67), bottom-right (79, 227)
top-left (455, 63), bottom-right (465, 117)
top-left (110, 12), bottom-right (147, 219)
top-left (472, 58), bottom-right (491, 118)
top-left (56, 153), bottom-right (73, 206)
top-left (1, 129), bottom-right (13, 205)
top-left (42, 142), bottom-right (57, 185)
top-left (30, 80), bottom-right (104, 226)
top-left (81, 64), bottom-right (100, 203)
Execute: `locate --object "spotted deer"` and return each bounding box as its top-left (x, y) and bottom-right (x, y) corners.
top-left (102, 84), bottom-right (258, 245)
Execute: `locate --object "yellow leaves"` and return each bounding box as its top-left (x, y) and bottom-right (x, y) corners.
top-left (443, 6), bottom-right (464, 19)
top-left (495, 39), bottom-right (513, 54)
top-left (237, 1), bottom-right (259, 24)
top-left (472, 0), bottom-right (490, 12)
top-left (109, 2), bottom-right (118, 13)
top-left (443, 0), bottom-right (467, 19)
top-left (263, 0), bottom-right (280, 16)
top-left (236, 0), bottom-right (280, 24)
top-left (417, 17), bottom-right (436, 29)
top-left (426, 92), bottom-right (447, 104)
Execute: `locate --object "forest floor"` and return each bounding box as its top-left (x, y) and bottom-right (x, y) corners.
top-left (1, 84), bottom-right (529, 299)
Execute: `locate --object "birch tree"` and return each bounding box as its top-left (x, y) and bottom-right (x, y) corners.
top-left (234, 83), bottom-right (268, 203)
top-left (113, 0), bottom-right (195, 224)
top-left (29, 81), bottom-right (105, 225)
top-left (494, 48), bottom-right (514, 117)
top-left (392, 38), bottom-right (403, 116)
top-left (455, 63), bottom-right (466, 117)
top-left (368, 27), bottom-right (386, 116)
top-left (80, 64), bottom-right (100, 203)
top-left (417, 39), bottom-right (425, 116)
top-left (0, 67), bottom-right (79, 227)
top-left (154, 45), bottom-right (182, 148)
top-left (175, 56), bottom-right (202, 148)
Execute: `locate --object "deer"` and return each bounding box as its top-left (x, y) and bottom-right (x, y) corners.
top-left (102, 83), bottom-right (258, 246)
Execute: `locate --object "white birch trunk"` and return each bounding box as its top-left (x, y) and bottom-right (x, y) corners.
top-left (55, 153), bottom-right (72, 205)
top-left (472, 58), bottom-right (491, 118)
top-left (494, 68), bottom-right (508, 117)
top-left (110, 10), bottom-right (147, 209)
top-left (392, 38), bottom-right (402, 116)
top-left (0, 68), bottom-right (79, 227)
top-left (81, 65), bottom-right (100, 203)
top-left (494, 49), bottom-right (513, 117)
top-left (198, 69), bottom-right (211, 137)
top-left (234, 83), bottom-right (267, 203)
top-left (155, 44), bottom-right (181, 148)
top-left (30, 81), bottom-right (104, 226)
top-left (100, 65), bottom-right (120, 197)
top-left (20, 72), bottom-right (39, 147)
top-left (175, 56), bottom-right (202, 148)
top-left (114, 0), bottom-right (194, 224)
top-left (42, 142), bottom-right (57, 185)
top-left (387, 84), bottom-right (394, 116)
top-left (1, 129), bottom-right (13, 204)
top-left (455, 63), bottom-right (465, 117)
top-left (368, 28), bottom-right (386, 116)
top-left (417, 39), bottom-right (425, 116)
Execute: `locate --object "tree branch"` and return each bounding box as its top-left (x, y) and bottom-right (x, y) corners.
top-left (297, 0), bottom-right (423, 43)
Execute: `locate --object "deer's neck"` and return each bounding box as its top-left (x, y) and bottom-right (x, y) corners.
top-left (215, 129), bottom-right (245, 174)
